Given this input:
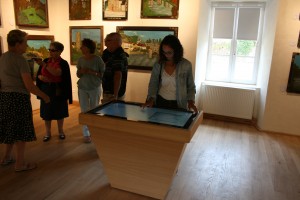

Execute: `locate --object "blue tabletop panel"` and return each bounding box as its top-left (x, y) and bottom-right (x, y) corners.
top-left (90, 101), bottom-right (194, 128)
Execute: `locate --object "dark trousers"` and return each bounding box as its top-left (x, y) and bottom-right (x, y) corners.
top-left (155, 95), bottom-right (178, 109)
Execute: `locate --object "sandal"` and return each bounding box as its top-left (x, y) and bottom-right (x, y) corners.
top-left (1, 158), bottom-right (16, 166)
top-left (15, 163), bottom-right (37, 172)
top-left (59, 133), bottom-right (65, 140)
top-left (43, 135), bottom-right (51, 142)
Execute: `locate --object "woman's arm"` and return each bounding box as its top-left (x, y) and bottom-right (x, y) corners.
top-left (21, 72), bottom-right (50, 103)
top-left (34, 58), bottom-right (61, 77)
top-left (147, 63), bottom-right (162, 100)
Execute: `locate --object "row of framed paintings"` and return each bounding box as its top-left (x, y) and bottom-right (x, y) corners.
top-left (13, 0), bottom-right (179, 28)
top-left (26, 26), bottom-right (178, 78)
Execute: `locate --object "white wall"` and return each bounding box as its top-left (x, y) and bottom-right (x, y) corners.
top-left (256, 0), bottom-right (279, 128)
top-left (0, 0), bottom-right (202, 110)
top-left (194, 0), bottom-right (210, 108)
top-left (259, 0), bottom-right (300, 135)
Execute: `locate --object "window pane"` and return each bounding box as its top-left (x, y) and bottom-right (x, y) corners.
top-left (210, 55), bottom-right (230, 80)
top-left (208, 39), bottom-right (231, 81)
top-left (233, 40), bottom-right (257, 81)
top-left (236, 40), bottom-right (256, 57)
top-left (237, 8), bottom-right (261, 40)
top-left (213, 8), bottom-right (235, 39)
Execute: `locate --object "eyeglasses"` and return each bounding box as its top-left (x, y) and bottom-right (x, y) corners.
top-left (162, 50), bottom-right (174, 55)
top-left (48, 49), bottom-right (58, 52)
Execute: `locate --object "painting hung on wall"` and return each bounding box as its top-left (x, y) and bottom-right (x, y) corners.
top-left (13, 0), bottom-right (49, 27)
top-left (24, 35), bottom-right (54, 80)
top-left (286, 52), bottom-right (300, 94)
top-left (297, 31), bottom-right (300, 49)
top-left (141, 0), bottom-right (179, 19)
top-left (69, 0), bottom-right (91, 20)
top-left (0, 37), bottom-right (2, 57)
top-left (117, 26), bottom-right (178, 70)
top-left (103, 0), bottom-right (128, 20)
top-left (70, 26), bottom-right (104, 65)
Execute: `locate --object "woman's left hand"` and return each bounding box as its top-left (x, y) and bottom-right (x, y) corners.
top-left (188, 100), bottom-right (198, 113)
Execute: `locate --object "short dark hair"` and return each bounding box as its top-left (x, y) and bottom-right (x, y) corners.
top-left (105, 32), bottom-right (122, 45)
top-left (50, 41), bottom-right (64, 52)
top-left (82, 38), bottom-right (96, 54)
top-left (7, 29), bottom-right (27, 47)
top-left (159, 35), bottom-right (183, 64)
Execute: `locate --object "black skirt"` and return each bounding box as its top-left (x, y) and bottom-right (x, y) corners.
top-left (0, 92), bottom-right (36, 144)
top-left (39, 83), bottom-right (69, 120)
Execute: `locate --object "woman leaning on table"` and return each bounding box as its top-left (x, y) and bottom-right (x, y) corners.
top-left (142, 34), bottom-right (198, 113)
top-left (35, 41), bottom-right (72, 142)
top-left (0, 29), bottom-right (50, 172)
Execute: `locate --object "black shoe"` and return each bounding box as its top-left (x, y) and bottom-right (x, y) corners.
top-left (59, 134), bottom-right (65, 140)
top-left (43, 135), bottom-right (51, 142)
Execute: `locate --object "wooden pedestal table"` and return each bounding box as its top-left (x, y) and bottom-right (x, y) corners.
top-left (79, 101), bottom-right (203, 199)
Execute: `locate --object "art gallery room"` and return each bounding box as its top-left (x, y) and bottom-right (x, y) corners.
top-left (0, 0), bottom-right (300, 199)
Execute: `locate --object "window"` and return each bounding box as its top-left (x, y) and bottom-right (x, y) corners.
top-left (206, 2), bottom-right (265, 85)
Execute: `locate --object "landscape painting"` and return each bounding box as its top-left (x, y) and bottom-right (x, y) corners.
top-left (117, 26), bottom-right (178, 70)
top-left (70, 26), bottom-right (103, 65)
top-left (13, 0), bottom-right (49, 27)
top-left (25, 35), bottom-right (54, 80)
top-left (141, 0), bottom-right (179, 19)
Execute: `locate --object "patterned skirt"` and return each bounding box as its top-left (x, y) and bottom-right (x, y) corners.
top-left (0, 92), bottom-right (36, 144)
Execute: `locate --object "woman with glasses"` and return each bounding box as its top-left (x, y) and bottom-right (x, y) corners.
top-left (142, 35), bottom-right (198, 113)
top-left (35, 42), bottom-right (72, 142)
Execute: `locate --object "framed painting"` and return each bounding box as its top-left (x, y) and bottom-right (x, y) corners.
top-left (70, 26), bottom-right (104, 65)
top-left (103, 0), bottom-right (128, 20)
top-left (24, 35), bottom-right (54, 80)
top-left (69, 0), bottom-right (91, 20)
top-left (0, 36), bottom-right (2, 56)
top-left (297, 31), bottom-right (300, 49)
top-left (287, 53), bottom-right (300, 94)
top-left (141, 0), bottom-right (179, 19)
top-left (13, 0), bottom-right (49, 27)
top-left (117, 26), bottom-right (178, 70)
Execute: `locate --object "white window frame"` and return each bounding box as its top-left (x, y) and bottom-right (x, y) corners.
top-left (206, 2), bottom-right (265, 85)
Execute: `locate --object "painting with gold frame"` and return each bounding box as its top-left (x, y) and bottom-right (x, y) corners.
top-left (103, 0), bottom-right (128, 20)
top-left (141, 0), bottom-right (179, 19)
top-left (25, 35), bottom-right (54, 80)
top-left (13, 0), bottom-right (49, 27)
top-left (69, 0), bottom-right (91, 20)
top-left (70, 26), bottom-right (104, 65)
top-left (116, 26), bottom-right (178, 70)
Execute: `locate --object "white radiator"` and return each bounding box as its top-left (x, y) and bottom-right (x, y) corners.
top-left (202, 84), bottom-right (256, 120)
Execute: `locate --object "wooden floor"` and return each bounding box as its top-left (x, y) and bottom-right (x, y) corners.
top-left (1, 104), bottom-right (300, 200)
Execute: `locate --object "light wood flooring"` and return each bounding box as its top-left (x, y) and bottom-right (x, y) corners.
top-left (1, 104), bottom-right (300, 200)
